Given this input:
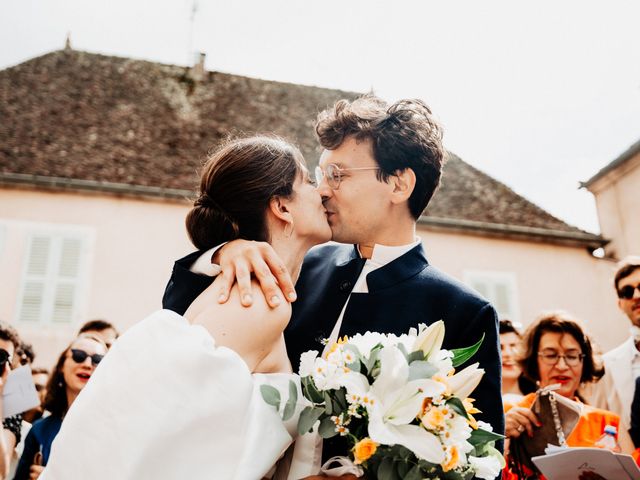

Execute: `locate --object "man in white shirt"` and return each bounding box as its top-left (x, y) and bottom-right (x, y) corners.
top-left (590, 255), bottom-right (640, 452)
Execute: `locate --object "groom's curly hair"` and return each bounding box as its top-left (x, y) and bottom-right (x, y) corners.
top-left (315, 94), bottom-right (445, 219)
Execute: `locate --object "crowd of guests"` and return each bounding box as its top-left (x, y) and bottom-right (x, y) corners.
top-left (499, 255), bottom-right (640, 477)
top-left (0, 319), bottom-right (118, 480)
top-left (0, 256), bottom-right (639, 478)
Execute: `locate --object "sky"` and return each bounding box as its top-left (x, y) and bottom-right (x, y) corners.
top-left (2, 0), bottom-right (639, 233)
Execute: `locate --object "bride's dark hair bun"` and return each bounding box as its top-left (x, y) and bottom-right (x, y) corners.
top-left (186, 136), bottom-right (304, 251)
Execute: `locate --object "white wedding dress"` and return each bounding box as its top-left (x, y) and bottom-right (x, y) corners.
top-left (41, 310), bottom-right (319, 480)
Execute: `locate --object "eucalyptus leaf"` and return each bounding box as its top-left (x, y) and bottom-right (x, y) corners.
top-left (451, 333), bottom-right (485, 367)
top-left (404, 464), bottom-right (423, 480)
top-left (377, 456), bottom-right (396, 480)
top-left (395, 459), bottom-right (410, 477)
top-left (301, 376), bottom-right (324, 404)
top-left (446, 396), bottom-right (469, 419)
top-left (260, 384), bottom-right (281, 409)
top-left (297, 406), bottom-right (324, 435)
top-left (468, 427), bottom-right (505, 446)
top-left (282, 380), bottom-right (298, 421)
top-left (407, 350), bottom-right (425, 363)
top-left (408, 360), bottom-right (438, 381)
top-left (318, 416), bottom-right (339, 438)
top-left (323, 391), bottom-right (334, 415)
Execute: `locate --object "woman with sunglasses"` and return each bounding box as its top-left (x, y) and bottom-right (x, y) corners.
top-left (0, 322), bottom-right (23, 479)
top-left (13, 334), bottom-right (106, 480)
top-left (503, 312), bottom-right (620, 479)
top-left (41, 136), bottom-right (332, 480)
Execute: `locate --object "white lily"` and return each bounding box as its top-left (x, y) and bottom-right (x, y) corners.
top-left (365, 346), bottom-right (447, 464)
top-left (447, 363), bottom-right (484, 399)
top-left (412, 320), bottom-right (445, 360)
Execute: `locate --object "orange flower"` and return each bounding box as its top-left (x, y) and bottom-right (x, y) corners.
top-left (353, 438), bottom-right (379, 465)
top-left (441, 445), bottom-right (460, 472)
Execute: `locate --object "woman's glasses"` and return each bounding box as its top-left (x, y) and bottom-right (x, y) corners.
top-left (538, 349), bottom-right (584, 366)
top-left (618, 284), bottom-right (640, 300)
top-left (70, 349), bottom-right (104, 367)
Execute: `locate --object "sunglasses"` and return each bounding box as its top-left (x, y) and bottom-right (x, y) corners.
top-left (0, 349), bottom-right (11, 365)
top-left (70, 349), bottom-right (104, 367)
top-left (618, 284), bottom-right (640, 300)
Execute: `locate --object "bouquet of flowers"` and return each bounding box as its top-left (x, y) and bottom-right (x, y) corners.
top-left (294, 321), bottom-right (504, 480)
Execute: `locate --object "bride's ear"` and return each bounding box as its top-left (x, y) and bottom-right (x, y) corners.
top-left (268, 196), bottom-right (293, 224)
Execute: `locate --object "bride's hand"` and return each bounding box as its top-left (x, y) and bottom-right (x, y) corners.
top-left (215, 240), bottom-right (296, 307)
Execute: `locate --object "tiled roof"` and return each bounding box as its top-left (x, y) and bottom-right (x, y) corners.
top-left (0, 49), bottom-right (604, 248)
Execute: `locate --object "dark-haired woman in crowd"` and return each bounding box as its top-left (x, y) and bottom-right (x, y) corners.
top-left (14, 334), bottom-right (106, 480)
top-left (41, 136), bottom-right (332, 480)
top-left (500, 319), bottom-right (535, 409)
top-left (0, 322), bottom-right (23, 479)
top-left (503, 311), bottom-right (619, 479)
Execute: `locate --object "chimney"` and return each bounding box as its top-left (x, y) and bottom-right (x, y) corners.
top-left (191, 52), bottom-right (206, 81)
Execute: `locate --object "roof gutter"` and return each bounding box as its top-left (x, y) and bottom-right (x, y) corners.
top-left (0, 172), bottom-right (193, 201)
top-left (2, 172), bottom-right (608, 249)
top-left (418, 216), bottom-right (607, 250)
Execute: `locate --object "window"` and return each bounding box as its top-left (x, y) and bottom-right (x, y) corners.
top-left (463, 270), bottom-right (519, 322)
top-left (16, 229), bottom-right (91, 324)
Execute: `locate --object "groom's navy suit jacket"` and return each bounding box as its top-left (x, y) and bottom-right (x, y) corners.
top-left (162, 242), bottom-right (504, 460)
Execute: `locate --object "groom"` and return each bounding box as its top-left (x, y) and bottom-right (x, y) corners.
top-left (163, 95), bottom-right (504, 466)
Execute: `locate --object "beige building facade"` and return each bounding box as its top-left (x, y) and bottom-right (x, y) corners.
top-left (1, 186), bottom-right (626, 368)
top-left (584, 139), bottom-right (640, 259)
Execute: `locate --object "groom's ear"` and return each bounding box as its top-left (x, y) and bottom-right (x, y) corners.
top-left (268, 196), bottom-right (292, 223)
top-left (389, 168), bottom-right (416, 204)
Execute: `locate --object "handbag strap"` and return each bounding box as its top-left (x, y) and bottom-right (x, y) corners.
top-left (539, 384), bottom-right (567, 447)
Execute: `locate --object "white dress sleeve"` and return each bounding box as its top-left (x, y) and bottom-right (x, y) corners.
top-left (41, 309), bottom-right (300, 480)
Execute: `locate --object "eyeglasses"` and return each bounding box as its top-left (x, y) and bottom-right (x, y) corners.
top-left (618, 284), bottom-right (640, 300)
top-left (0, 348), bottom-right (11, 365)
top-left (70, 349), bottom-right (104, 367)
top-left (538, 350), bottom-right (584, 366)
top-left (315, 164), bottom-right (380, 190)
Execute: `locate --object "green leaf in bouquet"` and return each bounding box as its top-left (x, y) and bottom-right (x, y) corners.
top-left (332, 388), bottom-right (348, 412)
top-left (468, 426), bottom-right (504, 446)
top-left (260, 384), bottom-right (281, 409)
top-left (301, 376), bottom-right (324, 404)
top-left (451, 333), bottom-right (485, 367)
top-left (404, 464), bottom-right (423, 480)
top-left (377, 456), bottom-right (398, 480)
top-left (407, 350), bottom-right (425, 363)
top-left (446, 396), bottom-right (469, 419)
top-left (297, 406), bottom-right (325, 435)
top-left (282, 379), bottom-right (298, 421)
top-left (364, 344), bottom-right (383, 372)
top-left (408, 360), bottom-right (438, 381)
top-left (323, 391), bottom-right (334, 415)
top-left (395, 459), bottom-right (410, 478)
top-left (318, 416), bottom-right (339, 438)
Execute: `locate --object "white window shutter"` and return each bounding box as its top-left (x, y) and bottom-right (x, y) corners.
top-left (18, 281), bottom-right (45, 322)
top-left (17, 229), bottom-right (90, 325)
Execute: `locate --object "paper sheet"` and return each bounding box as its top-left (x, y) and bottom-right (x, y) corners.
top-left (533, 447), bottom-right (640, 480)
top-left (2, 365), bottom-right (41, 418)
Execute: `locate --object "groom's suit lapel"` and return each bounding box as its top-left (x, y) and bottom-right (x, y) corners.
top-left (340, 243), bottom-right (429, 336)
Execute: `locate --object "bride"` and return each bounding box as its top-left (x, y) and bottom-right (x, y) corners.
top-left (41, 136), bottom-right (332, 479)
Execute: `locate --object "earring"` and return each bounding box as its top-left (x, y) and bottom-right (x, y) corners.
top-left (283, 221), bottom-right (294, 238)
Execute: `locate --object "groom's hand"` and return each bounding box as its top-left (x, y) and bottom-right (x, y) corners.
top-left (215, 240), bottom-right (296, 308)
